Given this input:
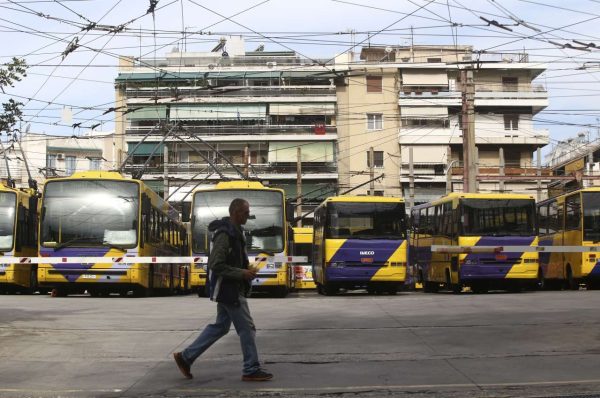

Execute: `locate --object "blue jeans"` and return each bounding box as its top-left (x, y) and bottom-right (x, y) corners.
top-left (181, 296), bottom-right (261, 376)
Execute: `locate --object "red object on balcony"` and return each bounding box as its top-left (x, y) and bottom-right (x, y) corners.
top-left (314, 123), bottom-right (326, 135)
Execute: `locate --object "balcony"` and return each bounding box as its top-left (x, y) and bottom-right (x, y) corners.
top-left (124, 85), bottom-right (336, 101)
top-left (126, 124), bottom-right (337, 138)
top-left (399, 91), bottom-right (461, 106)
top-left (123, 162), bottom-right (338, 179)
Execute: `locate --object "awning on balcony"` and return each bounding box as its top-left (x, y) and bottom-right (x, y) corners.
top-left (127, 106), bottom-right (168, 120)
top-left (171, 105), bottom-right (267, 120)
top-left (127, 142), bottom-right (165, 155)
top-left (268, 142), bottom-right (335, 163)
top-left (269, 103), bottom-right (335, 116)
top-left (401, 106), bottom-right (448, 118)
top-left (402, 70), bottom-right (448, 86)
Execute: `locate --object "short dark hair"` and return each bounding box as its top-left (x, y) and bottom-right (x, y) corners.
top-left (229, 198), bottom-right (248, 215)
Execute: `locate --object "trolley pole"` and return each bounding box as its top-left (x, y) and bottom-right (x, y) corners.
top-left (499, 147), bottom-right (505, 193)
top-left (461, 68), bottom-right (477, 193)
top-left (243, 144), bottom-right (249, 178)
top-left (409, 147), bottom-right (414, 209)
top-left (296, 147), bottom-right (302, 227)
top-left (537, 147), bottom-right (542, 199)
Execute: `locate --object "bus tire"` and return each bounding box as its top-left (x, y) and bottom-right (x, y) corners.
top-left (423, 280), bottom-right (439, 293)
top-left (446, 270), bottom-right (461, 294)
top-left (276, 286), bottom-right (289, 298)
top-left (167, 266), bottom-right (175, 296)
top-left (566, 266), bottom-right (579, 291)
top-left (386, 284), bottom-right (399, 295)
top-left (471, 283), bottom-right (487, 294)
top-left (316, 283), bottom-right (324, 295)
top-left (537, 268), bottom-right (545, 290)
top-left (323, 284), bottom-right (338, 296)
top-left (26, 267), bottom-right (38, 295)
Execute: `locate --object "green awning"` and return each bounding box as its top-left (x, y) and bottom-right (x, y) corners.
top-left (116, 72), bottom-right (206, 82)
top-left (268, 142), bottom-right (335, 163)
top-left (127, 106), bottom-right (167, 120)
top-left (47, 146), bottom-right (101, 154)
top-left (128, 142), bottom-right (165, 156)
top-left (205, 72), bottom-right (247, 79)
top-left (171, 105), bottom-right (266, 120)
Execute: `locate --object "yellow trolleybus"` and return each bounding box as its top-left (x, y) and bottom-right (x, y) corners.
top-left (0, 184), bottom-right (39, 294)
top-left (38, 171), bottom-right (188, 297)
top-left (538, 188), bottom-right (600, 290)
top-left (312, 196), bottom-right (408, 295)
top-left (189, 181), bottom-right (294, 297)
top-left (410, 193), bottom-right (538, 293)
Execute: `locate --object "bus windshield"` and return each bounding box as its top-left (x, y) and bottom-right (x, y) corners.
top-left (326, 202), bottom-right (406, 239)
top-left (0, 192), bottom-right (16, 251)
top-left (41, 180), bottom-right (139, 248)
top-left (192, 189), bottom-right (284, 254)
top-left (583, 192), bottom-right (600, 242)
top-left (461, 198), bottom-right (535, 236)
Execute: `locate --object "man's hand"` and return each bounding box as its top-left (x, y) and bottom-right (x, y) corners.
top-left (242, 267), bottom-right (258, 281)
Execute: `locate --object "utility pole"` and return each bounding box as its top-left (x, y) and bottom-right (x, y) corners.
top-left (243, 144), bottom-right (249, 178)
top-left (461, 68), bottom-right (477, 193)
top-left (296, 147), bottom-right (302, 227)
top-left (446, 146), bottom-right (452, 194)
top-left (163, 145), bottom-right (169, 200)
top-left (499, 147), bottom-right (505, 193)
top-left (409, 147), bottom-right (414, 209)
top-left (537, 147), bottom-right (543, 198)
top-left (369, 146), bottom-right (374, 195)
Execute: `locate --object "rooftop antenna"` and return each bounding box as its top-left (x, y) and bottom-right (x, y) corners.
top-left (16, 124), bottom-right (37, 191)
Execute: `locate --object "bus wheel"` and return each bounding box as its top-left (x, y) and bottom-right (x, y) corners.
top-left (316, 283), bottom-right (324, 295)
top-left (386, 284), bottom-right (398, 295)
top-left (446, 270), bottom-right (461, 294)
top-left (537, 268), bottom-right (545, 290)
top-left (471, 283), bottom-right (487, 294)
top-left (26, 268), bottom-right (38, 295)
top-left (276, 286), bottom-right (289, 298)
top-left (323, 284), bottom-right (338, 296)
top-left (566, 267), bottom-right (579, 291)
top-left (587, 281), bottom-right (600, 290)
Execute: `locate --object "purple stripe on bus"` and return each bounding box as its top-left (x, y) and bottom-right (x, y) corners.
top-left (460, 264), bottom-right (513, 279)
top-left (328, 239), bottom-right (403, 264)
top-left (589, 262), bottom-right (600, 277)
top-left (461, 236), bottom-right (535, 280)
top-left (40, 247), bottom-right (110, 283)
top-left (326, 266), bottom-right (380, 281)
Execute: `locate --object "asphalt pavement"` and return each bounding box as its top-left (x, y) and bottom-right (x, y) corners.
top-left (1, 289), bottom-right (600, 397)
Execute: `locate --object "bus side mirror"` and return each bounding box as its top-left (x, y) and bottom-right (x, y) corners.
top-left (286, 200), bottom-right (295, 223)
top-left (181, 202), bottom-right (191, 222)
top-left (287, 225), bottom-right (294, 243)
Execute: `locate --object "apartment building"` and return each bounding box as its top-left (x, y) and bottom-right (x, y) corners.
top-left (355, 45), bottom-right (550, 205)
top-left (115, 37), bottom-right (338, 220)
top-left (0, 132), bottom-right (118, 188)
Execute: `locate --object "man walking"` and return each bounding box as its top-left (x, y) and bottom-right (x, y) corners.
top-left (173, 198), bottom-right (273, 381)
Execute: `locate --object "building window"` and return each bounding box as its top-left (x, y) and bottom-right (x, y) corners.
top-left (427, 57), bottom-right (442, 63)
top-left (502, 77), bottom-right (518, 92)
top-left (504, 114), bottom-right (519, 130)
top-left (366, 151), bottom-right (384, 168)
top-left (366, 76), bottom-right (382, 93)
top-left (373, 190), bottom-right (384, 196)
top-left (65, 156), bottom-right (76, 175)
top-left (367, 113), bottom-right (383, 131)
top-left (89, 158), bottom-right (101, 171)
top-left (46, 154), bottom-right (57, 169)
top-left (401, 118), bottom-right (449, 128)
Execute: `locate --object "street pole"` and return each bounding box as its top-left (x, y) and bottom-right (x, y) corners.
top-left (409, 147), bottom-right (414, 209)
top-left (163, 145), bottom-right (169, 200)
top-left (369, 146), bottom-right (375, 195)
top-left (461, 68), bottom-right (476, 193)
top-left (296, 147), bottom-right (302, 227)
top-left (446, 146), bottom-right (452, 194)
top-left (244, 144), bottom-right (249, 179)
top-left (499, 147), bottom-right (505, 193)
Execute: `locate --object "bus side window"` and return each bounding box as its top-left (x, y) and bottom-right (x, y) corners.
top-left (565, 195), bottom-right (581, 230)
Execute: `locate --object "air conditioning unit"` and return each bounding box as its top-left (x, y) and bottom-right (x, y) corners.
top-left (266, 61), bottom-right (277, 68)
top-left (56, 153), bottom-right (64, 160)
top-left (208, 63), bottom-right (216, 70)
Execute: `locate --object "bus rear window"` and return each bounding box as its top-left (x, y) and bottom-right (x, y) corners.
top-left (583, 192), bottom-right (600, 242)
top-left (461, 199), bottom-right (535, 236)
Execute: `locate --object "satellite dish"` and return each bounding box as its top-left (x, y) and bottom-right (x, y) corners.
top-left (385, 46), bottom-right (393, 53)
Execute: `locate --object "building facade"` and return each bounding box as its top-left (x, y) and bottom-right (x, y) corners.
top-left (354, 45), bottom-right (550, 206)
top-left (115, 37), bottom-right (338, 222)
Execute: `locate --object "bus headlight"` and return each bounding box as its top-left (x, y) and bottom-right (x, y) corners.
top-left (327, 261), bottom-right (345, 268)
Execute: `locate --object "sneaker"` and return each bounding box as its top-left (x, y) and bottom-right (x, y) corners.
top-left (242, 369), bottom-right (273, 381)
top-left (173, 352), bottom-right (193, 379)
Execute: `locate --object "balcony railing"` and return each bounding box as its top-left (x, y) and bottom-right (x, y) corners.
top-left (123, 162), bottom-right (337, 175)
top-left (124, 85), bottom-right (336, 99)
top-left (126, 124), bottom-right (337, 137)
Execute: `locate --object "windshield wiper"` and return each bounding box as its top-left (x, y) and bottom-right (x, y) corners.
top-left (52, 237), bottom-right (100, 251)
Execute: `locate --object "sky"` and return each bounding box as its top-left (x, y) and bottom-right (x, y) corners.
top-left (2, 0), bottom-right (600, 162)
